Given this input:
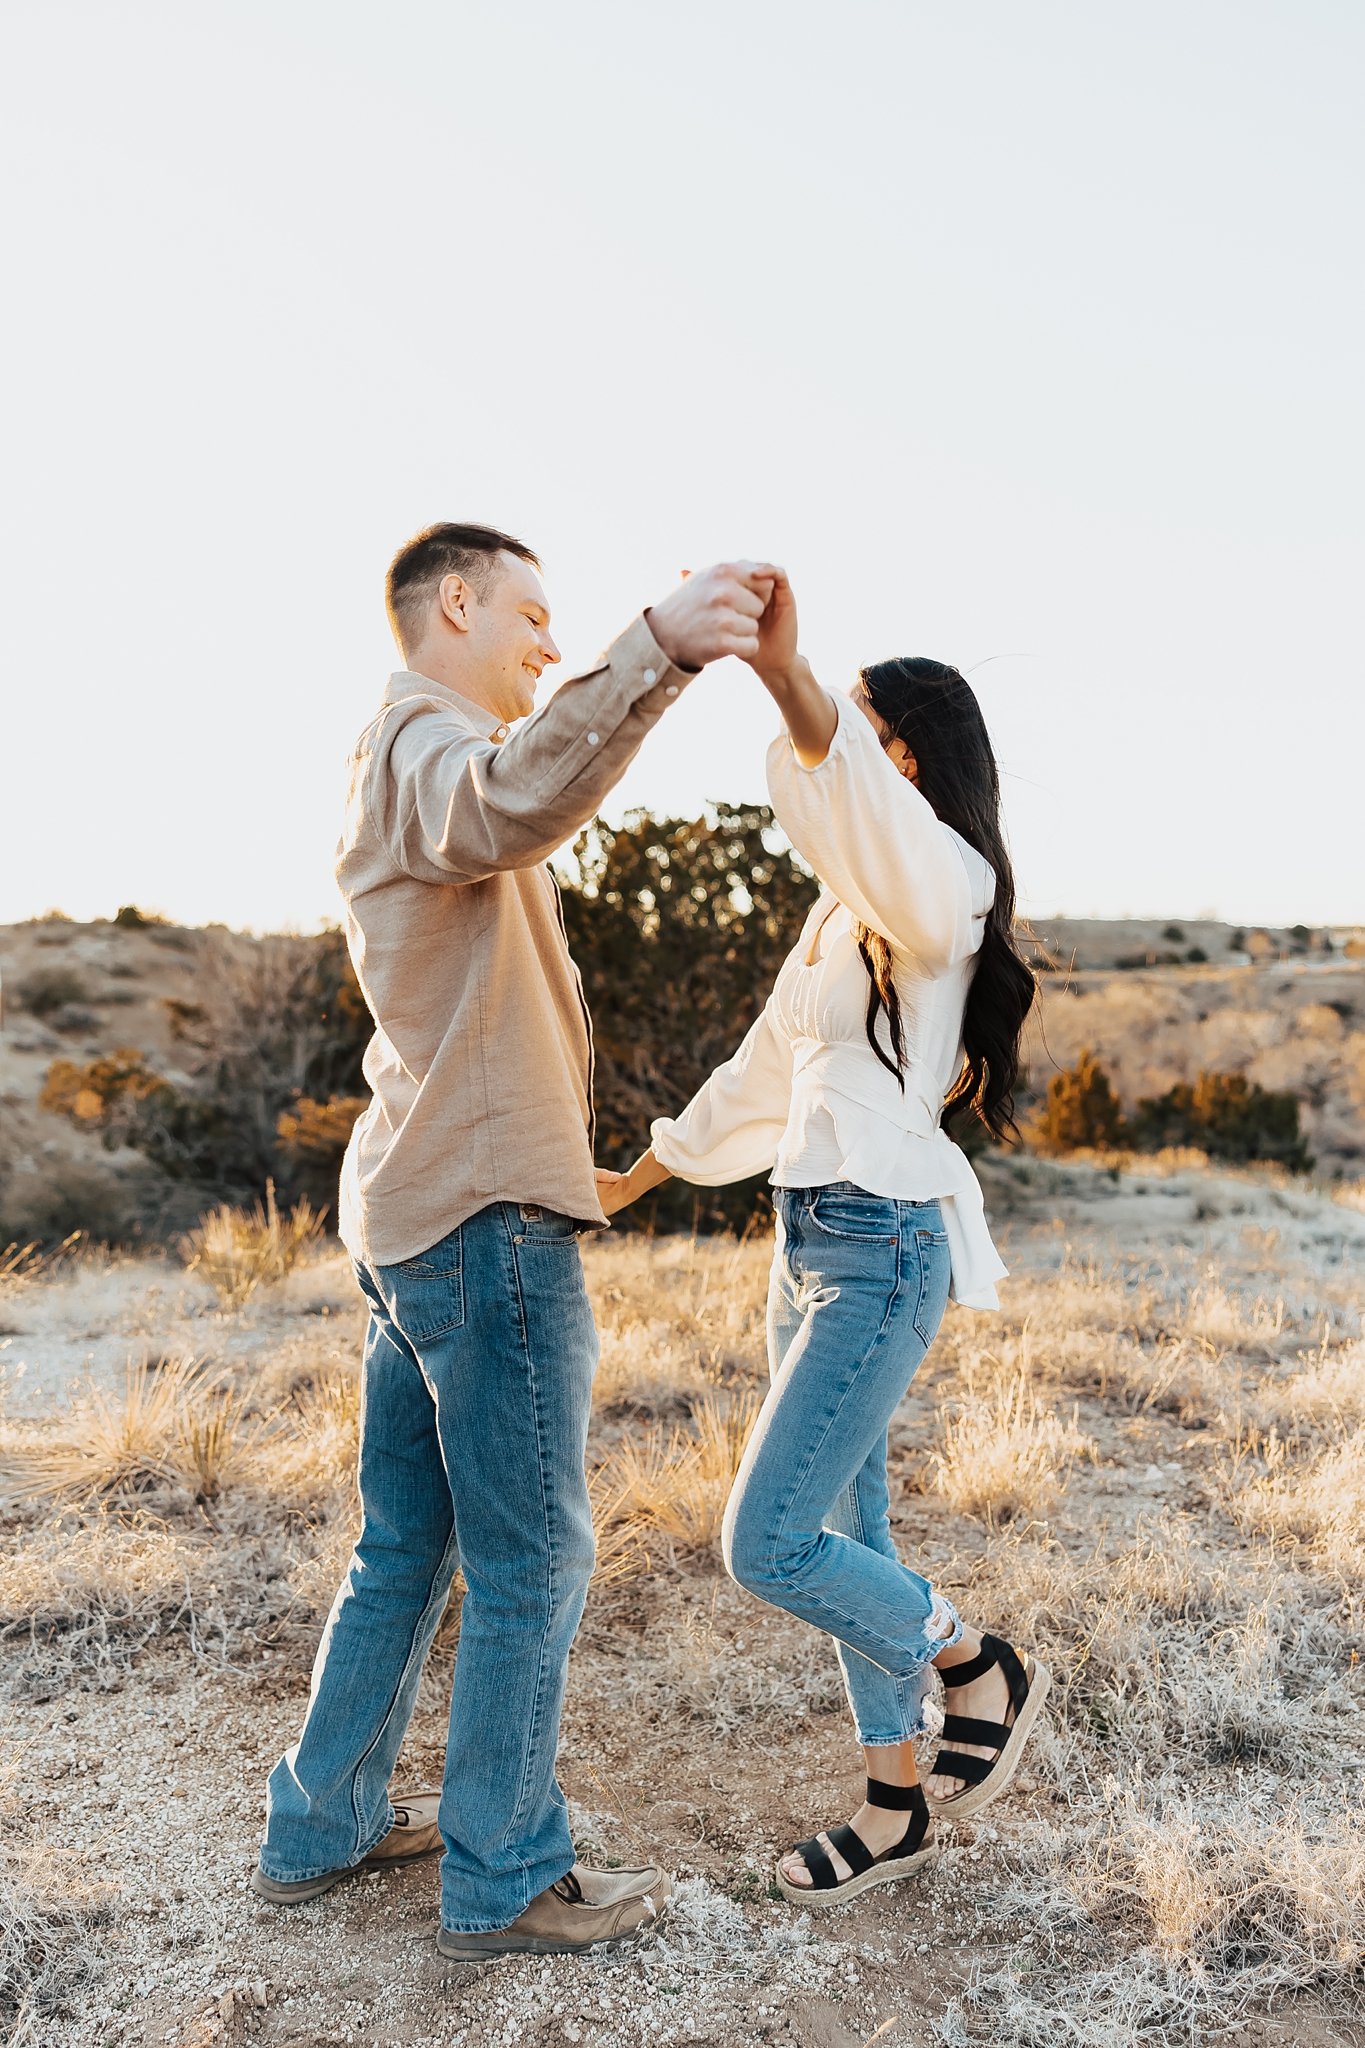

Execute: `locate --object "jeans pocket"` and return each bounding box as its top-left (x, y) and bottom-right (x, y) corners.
top-left (512, 1204), bottom-right (582, 1244)
top-left (805, 1185), bottom-right (900, 1244)
top-left (378, 1227), bottom-right (466, 1342)
top-left (912, 1230), bottom-right (951, 1345)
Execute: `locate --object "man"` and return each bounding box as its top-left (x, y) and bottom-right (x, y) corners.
top-left (252, 523), bottom-right (775, 1960)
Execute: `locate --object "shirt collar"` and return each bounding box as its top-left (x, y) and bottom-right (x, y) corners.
top-left (383, 669), bottom-right (511, 743)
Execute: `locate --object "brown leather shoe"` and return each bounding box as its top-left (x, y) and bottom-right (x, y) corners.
top-left (436, 1862), bottom-right (670, 1960)
top-left (250, 1790), bottom-right (443, 1904)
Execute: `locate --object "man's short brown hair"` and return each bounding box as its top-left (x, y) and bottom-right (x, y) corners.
top-left (385, 522), bottom-right (541, 653)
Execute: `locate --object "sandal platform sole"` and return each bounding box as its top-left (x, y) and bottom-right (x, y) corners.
top-left (928, 1658), bottom-right (1052, 1820)
top-left (775, 1838), bottom-right (939, 1909)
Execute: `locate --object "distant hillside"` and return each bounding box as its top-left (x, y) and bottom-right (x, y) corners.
top-left (1019, 915), bottom-right (1360, 974)
top-left (1, 911), bottom-right (1361, 1242)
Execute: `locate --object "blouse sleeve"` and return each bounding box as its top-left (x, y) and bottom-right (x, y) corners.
top-left (766, 692), bottom-right (994, 969)
top-left (650, 994), bottom-right (794, 1185)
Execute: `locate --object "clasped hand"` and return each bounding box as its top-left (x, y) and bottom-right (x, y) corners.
top-left (647, 561), bottom-right (798, 681)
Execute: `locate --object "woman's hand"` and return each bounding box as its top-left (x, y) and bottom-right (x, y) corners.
top-left (750, 566), bottom-right (800, 684)
top-left (747, 570), bottom-right (838, 769)
top-left (595, 1167), bottom-right (636, 1218)
top-left (595, 1147), bottom-right (673, 1220)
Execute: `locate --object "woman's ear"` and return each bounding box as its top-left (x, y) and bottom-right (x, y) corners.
top-left (887, 736), bottom-right (920, 785)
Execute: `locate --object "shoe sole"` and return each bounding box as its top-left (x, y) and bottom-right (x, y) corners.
top-left (250, 1840), bottom-right (442, 1905)
top-left (775, 1839), bottom-right (939, 1910)
top-left (926, 1658), bottom-right (1052, 1821)
top-left (437, 1907), bottom-right (666, 1962)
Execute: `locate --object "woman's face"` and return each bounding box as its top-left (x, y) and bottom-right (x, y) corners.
top-left (851, 683), bottom-right (919, 786)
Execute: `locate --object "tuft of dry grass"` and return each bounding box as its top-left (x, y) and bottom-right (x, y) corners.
top-left (592, 1391), bottom-right (760, 1558)
top-left (943, 1786), bottom-right (1365, 2045)
top-left (179, 1182), bottom-right (325, 1309)
top-left (1229, 1421), bottom-right (1365, 1587)
top-left (961, 1515), bottom-right (1344, 1773)
top-left (587, 1232), bottom-right (769, 1412)
top-left (0, 1754), bottom-right (109, 2046)
top-left (929, 1346), bottom-right (1093, 1524)
top-left (1, 1357), bottom-right (266, 1506)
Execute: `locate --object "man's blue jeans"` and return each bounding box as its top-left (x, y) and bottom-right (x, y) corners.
top-left (722, 1184), bottom-right (961, 1746)
top-left (258, 1201), bottom-right (598, 1935)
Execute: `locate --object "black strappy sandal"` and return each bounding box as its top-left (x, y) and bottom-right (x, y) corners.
top-left (926, 1631), bottom-right (1051, 1820)
top-left (776, 1778), bottom-right (938, 1908)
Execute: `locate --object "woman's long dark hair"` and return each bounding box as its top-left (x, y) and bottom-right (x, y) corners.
top-left (854, 656), bottom-right (1036, 1144)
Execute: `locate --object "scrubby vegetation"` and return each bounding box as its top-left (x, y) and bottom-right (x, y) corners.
top-left (1, 1162), bottom-right (1362, 2043)
top-left (1029, 1049), bottom-right (1313, 1171)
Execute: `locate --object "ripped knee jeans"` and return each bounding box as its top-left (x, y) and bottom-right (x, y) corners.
top-left (721, 1183), bottom-right (962, 1744)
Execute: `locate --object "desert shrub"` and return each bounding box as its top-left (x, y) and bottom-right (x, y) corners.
top-left (0, 1162), bottom-right (143, 1249)
top-left (12, 969), bottom-right (91, 1018)
top-left (1186, 945), bottom-right (1208, 963)
top-left (275, 1094), bottom-right (368, 1209)
top-left (48, 1005), bottom-right (100, 1037)
top-left (1116, 949), bottom-right (1184, 970)
top-left (1130, 1071), bottom-right (1311, 1170)
top-left (559, 804), bottom-right (818, 1231)
top-left (1026, 1049), bottom-right (1126, 1153)
top-left (40, 932), bottom-right (371, 1209)
top-left (179, 1183), bottom-right (326, 1308)
top-left (111, 905), bottom-right (165, 928)
top-left (1162, 925), bottom-right (1186, 943)
top-left (40, 1048), bottom-right (164, 1128)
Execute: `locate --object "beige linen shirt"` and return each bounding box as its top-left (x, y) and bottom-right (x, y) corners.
top-left (335, 613), bottom-right (694, 1267)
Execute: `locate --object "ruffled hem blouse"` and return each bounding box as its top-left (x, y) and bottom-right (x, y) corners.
top-left (650, 692), bottom-right (1008, 1310)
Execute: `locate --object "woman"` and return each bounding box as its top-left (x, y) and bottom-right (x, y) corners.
top-left (599, 570), bottom-right (1050, 1906)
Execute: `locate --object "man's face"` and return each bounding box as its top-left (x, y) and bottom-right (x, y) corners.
top-left (467, 552), bottom-right (561, 722)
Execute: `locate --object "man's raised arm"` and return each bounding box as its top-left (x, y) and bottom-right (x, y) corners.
top-left (380, 562), bottom-right (777, 885)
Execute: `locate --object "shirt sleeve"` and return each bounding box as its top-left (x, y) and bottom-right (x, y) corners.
top-left (766, 692), bottom-right (994, 969)
top-left (650, 995), bottom-right (794, 1185)
top-left (377, 615), bottom-right (694, 885)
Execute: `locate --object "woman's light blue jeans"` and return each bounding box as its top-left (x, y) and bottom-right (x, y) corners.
top-left (722, 1183), bottom-right (962, 1745)
top-left (258, 1201), bottom-right (598, 1935)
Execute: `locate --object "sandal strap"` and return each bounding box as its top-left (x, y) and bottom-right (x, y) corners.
top-left (824, 1823), bottom-right (876, 1878)
top-left (939, 1712), bottom-right (1009, 1752)
top-left (792, 1834), bottom-right (840, 1891)
top-left (930, 1749), bottom-right (994, 1787)
top-left (864, 1777), bottom-right (924, 1811)
top-left (789, 1784), bottom-right (932, 1891)
top-left (981, 1632), bottom-right (1031, 1718)
top-left (936, 1643), bottom-right (1001, 1688)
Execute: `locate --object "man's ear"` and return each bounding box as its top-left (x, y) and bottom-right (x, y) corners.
top-left (437, 572), bottom-right (474, 634)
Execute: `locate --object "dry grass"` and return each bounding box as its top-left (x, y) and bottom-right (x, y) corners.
top-left (1229, 1422), bottom-right (1365, 1588)
top-left (589, 1232), bottom-right (769, 1411)
top-left (3, 1169), bottom-right (1365, 2043)
top-left (1, 1357), bottom-right (267, 1506)
top-left (929, 1344), bottom-right (1094, 1524)
top-left (179, 1182), bottom-right (325, 1309)
top-left (0, 1756), bottom-right (109, 2047)
top-left (592, 1390), bottom-right (760, 1557)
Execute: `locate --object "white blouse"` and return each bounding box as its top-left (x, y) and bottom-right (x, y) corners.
top-left (650, 692), bottom-right (1008, 1310)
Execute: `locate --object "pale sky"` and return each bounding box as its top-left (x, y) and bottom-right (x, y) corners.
top-left (1, 0), bottom-right (1361, 932)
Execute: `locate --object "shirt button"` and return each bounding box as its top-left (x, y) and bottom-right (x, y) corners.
top-left (586, 731), bottom-right (600, 746)
top-left (665, 684), bottom-right (678, 698)
top-left (643, 667), bottom-right (657, 685)
top-left (492, 723), bottom-right (509, 741)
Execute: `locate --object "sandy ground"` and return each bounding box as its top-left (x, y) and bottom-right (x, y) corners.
top-left (3, 1158), bottom-right (1365, 2047)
